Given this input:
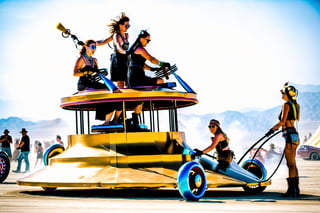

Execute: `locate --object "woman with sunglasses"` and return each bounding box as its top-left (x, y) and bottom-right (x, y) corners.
top-left (194, 119), bottom-right (233, 171)
top-left (127, 30), bottom-right (170, 87)
top-left (73, 40), bottom-right (121, 125)
top-left (265, 82), bottom-right (300, 197)
top-left (97, 12), bottom-right (130, 88)
top-left (126, 30), bottom-right (170, 129)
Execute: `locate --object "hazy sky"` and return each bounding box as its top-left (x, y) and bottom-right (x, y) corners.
top-left (1, 0), bottom-right (319, 122)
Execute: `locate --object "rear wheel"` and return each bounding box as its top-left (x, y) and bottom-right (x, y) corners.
top-left (242, 159), bottom-right (267, 194)
top-left (177, 161), bottom-right (207, 201)
top-left (43, 144), bottom-right (65, 166)
top-left (310, 152), bottom-right (319, 160)
top-left (0, 151), bottom-right (10, 183)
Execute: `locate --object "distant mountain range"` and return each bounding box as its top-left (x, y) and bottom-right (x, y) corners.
top-left (0, 90), bottom-right (319, 142)
top-left (182, 90), bottom-right (320, 128)
top-left (0, 117), bottom-right (69, 141)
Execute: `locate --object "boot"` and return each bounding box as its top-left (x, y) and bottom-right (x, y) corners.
top-left (281, 177), bottom-right (294, 197)
top-left (131, 113), bottom-right (141, 131)
top-left (292, 176), bottom-right (300, 197)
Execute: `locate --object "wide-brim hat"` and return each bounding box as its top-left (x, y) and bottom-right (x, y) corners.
top-left (4, 129), bottom-right (9, 133)
top-left (20, 128), bottom-right (28, 133)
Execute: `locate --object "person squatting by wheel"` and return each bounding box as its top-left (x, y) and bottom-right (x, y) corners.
top-left (265, 82), bottom-right (300, 197)
top-left (194, 119), bottom-right (234, 171)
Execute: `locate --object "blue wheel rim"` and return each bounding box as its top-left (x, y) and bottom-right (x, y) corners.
top-left (177, 161), bottom-right (207, 200)
top-left (242, 159), bottom-right (267, 180)
top-left (43, 144), bottom-right (65, 166)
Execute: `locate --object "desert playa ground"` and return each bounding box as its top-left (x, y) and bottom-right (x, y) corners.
top-left (0, 157), bottom-right (319, 213)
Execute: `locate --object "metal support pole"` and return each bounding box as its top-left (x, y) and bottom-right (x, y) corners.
top-left (75, 110), bottom-right (78, 134)
top-left (122, 101), bottom-right (126, 132)
top-left (87, 111), bottom-right (90, 134)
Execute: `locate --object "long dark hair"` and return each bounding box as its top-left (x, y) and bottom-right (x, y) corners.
top-left (108, 12), bottom-right (130, 34)
top-left (127, 30), bottom-right (150, 54)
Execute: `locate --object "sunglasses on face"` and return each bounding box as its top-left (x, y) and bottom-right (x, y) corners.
top-left (145, 38), bottom-right (151, 43)
top-left (124, 24), bottom-right (130, 29)
top-left (208, 125), bottom-right (216, 128)
top-left (89, 45), bottom-right (96, 50)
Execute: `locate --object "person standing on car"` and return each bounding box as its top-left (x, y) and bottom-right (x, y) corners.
top-left (0, 129), bottom-right (13, 161)
top-left (127, 30), bottom-right (170, 129)
top-left (13, 128), bottom-right (30, 173)
top-left (265, 82), bottom-right (300, 197)
top-left (97, 12), bottom-right (130, 88)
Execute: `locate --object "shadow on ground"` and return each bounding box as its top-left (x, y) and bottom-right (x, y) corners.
top-left (20, 188), bottom-right (320, 202)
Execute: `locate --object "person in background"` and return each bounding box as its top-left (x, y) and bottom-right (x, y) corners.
top-left (74, 39), bottom-right (121, 125)
top-left (193, 119), bottom-right (234, 171)
top-left (97, 12), bottom-right (130, 88)
top-left (56, 135), bottom-right (64, 146)
top-left (12, 128), bottom-right (30, 173)
top-left (34, 141), bottom-right (43, 168)
top-left (127, 30), bottom-right (170, 128)
top-left (265, 82), bottom-right (300, 197)
top-left (12, 139), bottom-right (20, 161)
top-left (0, 129), bottom-right (13, 161)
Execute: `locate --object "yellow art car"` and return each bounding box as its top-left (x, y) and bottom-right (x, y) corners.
top-left (16, 68), bottom-right (271, 200)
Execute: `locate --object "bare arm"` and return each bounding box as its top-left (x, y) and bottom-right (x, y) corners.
top-left (73, 57), bottom-right (98, 77)
top-left (18, 141), bottom-right (25, 148)
top-left (96, 34), bottom-right (113, 46)
top-left (73, 57), bottom-right (85, 77)
top-left (202, 133), bottom-right (225, 154)
top-left (135, 47), bottom-right (160, 70)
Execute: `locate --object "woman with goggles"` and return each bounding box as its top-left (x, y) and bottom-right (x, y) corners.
top-left (73, 40), bottom-right (121, 125)
top-left (265, 82), bottom-right (300, 197)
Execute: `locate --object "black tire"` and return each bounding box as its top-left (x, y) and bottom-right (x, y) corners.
top-left (310, 152), bottom-right (319, 161)
top-left (241, 159), bottom-right (267, 194)
top-left (0, 151), bottom-right (10, 183)
top-left (42, 187), bottom-right (57, 191)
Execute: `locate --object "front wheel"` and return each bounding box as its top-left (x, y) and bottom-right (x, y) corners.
top-left (177, 161), bottom-right (207, 201)
top-left (0, 151), bottom-right (10, 183)
top-left (43, 144), bottom-right (65, 166)
top-left (241, 159), bottom-right (267, 194)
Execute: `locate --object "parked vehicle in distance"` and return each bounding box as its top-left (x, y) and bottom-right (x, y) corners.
top-left (297, 145), bottom-right (320, 160)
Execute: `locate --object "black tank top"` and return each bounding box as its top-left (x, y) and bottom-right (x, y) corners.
top-left (216, 140), bottom-right (228, 153)
top-left (130, 52), bottom-right (146, 67)
top-left (279, 101), bottom-right (297, 121)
